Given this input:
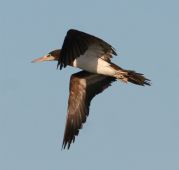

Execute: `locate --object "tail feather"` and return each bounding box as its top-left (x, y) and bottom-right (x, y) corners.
top-left (126, 70), bottom-right (151, 86)
top-left (115, 69), bottom-right (151, 86)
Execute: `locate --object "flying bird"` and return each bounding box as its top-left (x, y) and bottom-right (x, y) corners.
top-left (32, 29), bottom-right (151, 149)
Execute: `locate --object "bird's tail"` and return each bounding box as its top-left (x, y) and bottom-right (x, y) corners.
top-left (114, 66), bottom-right (151, 86)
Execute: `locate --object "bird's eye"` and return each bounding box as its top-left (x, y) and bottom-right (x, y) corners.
top-left (48, 54), bottom-right (51, 57)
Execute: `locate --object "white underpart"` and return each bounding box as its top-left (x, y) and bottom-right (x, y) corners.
top-left (72, 45), bottom-right (116, 76)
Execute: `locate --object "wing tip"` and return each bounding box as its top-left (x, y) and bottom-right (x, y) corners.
top-left (61, 141), bottom-right (70, 150)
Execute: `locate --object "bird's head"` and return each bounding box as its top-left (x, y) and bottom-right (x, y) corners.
top-left (32, 49), bottom-right (61, 63)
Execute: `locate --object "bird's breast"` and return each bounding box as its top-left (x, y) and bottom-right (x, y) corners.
top-left (72, 47), bottom-right (116, 76)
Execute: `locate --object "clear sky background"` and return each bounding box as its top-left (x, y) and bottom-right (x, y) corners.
top-left (0, 0), bottom-right (179, 169)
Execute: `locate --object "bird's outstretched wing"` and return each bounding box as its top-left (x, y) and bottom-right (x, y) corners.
top-left (58, 29), bottom-right (117, 69)
top-left (62, 71), bottom-right (116, 149)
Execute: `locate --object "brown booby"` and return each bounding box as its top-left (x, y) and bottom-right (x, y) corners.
top-left (32, 29), bottom-right (151, 149)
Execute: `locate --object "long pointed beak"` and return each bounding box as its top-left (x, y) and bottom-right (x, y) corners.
top-left (31, 55), bottom-right (48, 63)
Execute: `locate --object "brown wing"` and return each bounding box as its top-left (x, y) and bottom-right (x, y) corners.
top-left (62, 71), bottom-right (116, 149)
top-left (58, 29), bottom-right (117, 69)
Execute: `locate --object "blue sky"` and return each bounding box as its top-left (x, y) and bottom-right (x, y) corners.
top-left (0, 0), bottom-right (179, 169)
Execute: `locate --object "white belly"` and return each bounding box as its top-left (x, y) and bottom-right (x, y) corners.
top-left (72, 47), bottom-right (116, 76)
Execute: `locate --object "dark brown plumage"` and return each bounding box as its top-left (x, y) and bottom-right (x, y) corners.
top-left (62, 71), bottom-right (116, 149)
top-left (58, 29), bottom-right (117, 69)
